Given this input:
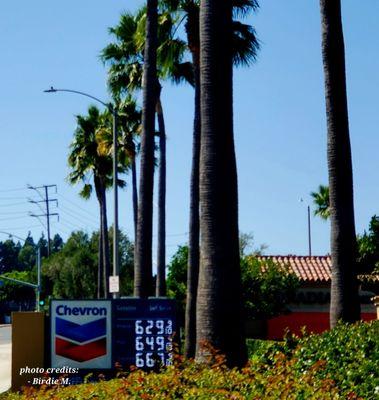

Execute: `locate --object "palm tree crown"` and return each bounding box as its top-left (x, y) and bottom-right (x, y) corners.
top-left (311, 185), bottom-right (330, 221)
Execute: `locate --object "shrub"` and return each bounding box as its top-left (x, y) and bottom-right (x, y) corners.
top-left (1, 321), bottom-right (377, 400)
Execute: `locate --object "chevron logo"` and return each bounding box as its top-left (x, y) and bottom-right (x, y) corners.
top-left (55, 317), bottom-right (107, 362)
top-left (56, 337), bottom-right (107, 362)
top-left (51, 300), bottom-right (112, 368)
top-left (56, 317), bottom-right (106, 342)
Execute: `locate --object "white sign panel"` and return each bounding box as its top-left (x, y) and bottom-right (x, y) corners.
top-left (109, 276), bottom-right (119, 293)
top-left (51, 300), bottom-right (112, 369)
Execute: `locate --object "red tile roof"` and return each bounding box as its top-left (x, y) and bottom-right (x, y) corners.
top-left (256, 255), bottom-right (332, 282)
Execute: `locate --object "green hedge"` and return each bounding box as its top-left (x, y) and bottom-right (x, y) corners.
top-left (1, 321), bottom-right (378, 399)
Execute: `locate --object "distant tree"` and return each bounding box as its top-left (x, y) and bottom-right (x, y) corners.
top-left (0, 239), bottom-right (21, 273)
top-left (51, 234), bottom-right (64, 254)
top-left (37, 234), bottom-right (49, 259)
top-left (357, 215), bottom-right (379, 274)
top-left (239, 232), bottom-right (267, 256)
top-left (166, 245), bottom-right (188, 317)
top-left (107, 228), bottom-right (135, 296)
top-left (43, 231), bottom-right (97, 299)
top-left (166, 245), bottom-right (298, 324)
top-left (311, 185), bottom-right (330, 220)
top-left (241, 256), bottom-right (299, 320)
top-left (18, 244), bottom-right (36, 271)
top-left (0, 270), bottom-right (36, 303)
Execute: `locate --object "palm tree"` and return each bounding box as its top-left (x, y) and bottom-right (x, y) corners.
top-left (118, 97), bottom-right (141, 241)
top-left (311, 185), bottom-right (330, 220)
top-left (161, 0), bottom-right (259, 359)
top-left (319, 0), bottom-right (360, 326)
top-left (195, 0), bottom-right (247, 367)
top-left (101, 7), bottom-right (189, 297)
top-left (135, 0), bottom-right (159, 298)
top-left (68, 106), bottom-right (121, 298)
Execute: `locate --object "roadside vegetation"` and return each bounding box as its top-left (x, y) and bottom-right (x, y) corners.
top-left (1, 321), bottom-right (377, 400)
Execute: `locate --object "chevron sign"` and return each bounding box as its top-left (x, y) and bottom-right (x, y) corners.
top-left (51, 300), bottom-right (112, 369)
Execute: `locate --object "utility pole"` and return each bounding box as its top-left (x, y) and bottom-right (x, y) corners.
top-left (307, 205), bottom-right (312, 256)
top-left (300, 198), bottom-right (312, 256)
top-left (36, 247), bottom-right (41, 312)
top-left (28, 184), bottom-right (59, 257)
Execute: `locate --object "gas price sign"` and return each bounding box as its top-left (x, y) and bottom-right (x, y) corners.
top-left (112, 298), bottom-right (177, 369)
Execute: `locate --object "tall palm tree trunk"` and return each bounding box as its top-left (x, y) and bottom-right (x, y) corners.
top-left (99, 181), bottom-right (111, 298)
top-left (156, 96), bottom-right (167, 297)
top-left (319, 0), bottom-right (360, 326)
top-left (97, 229), bottom-right (103, 299)
top-left (132, 154), bottom-right (138, 242)
top-left (196, 0), bottom-right (246, 367)
top-left (95, 177), bottom-right (105, 299)
top-left (185, 3), bottom-right (200, 359)
top-left (134, 0), bottom-right (159, 298)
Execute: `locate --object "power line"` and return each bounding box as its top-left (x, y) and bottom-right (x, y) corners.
top-left (0, 196), bottom-right (29, 201)
top-left (59, 204), bottom-right (98, 225)
top-left (0, 224), bottom-right (42, 231)
top-left (0, 202), bottom-right (27, 207)
top-left (0, 215), bottom-right (30, 222)
top-left (0, 210), bottom-right (30, 215)
top-left (59, 218), bottom-right (93, 233)
top-left (57, 193), bottom-right (98, 219)
top-left (0, 187), bottom-right (28, 193)
top-left (59, 209), bottom-right (98, 230)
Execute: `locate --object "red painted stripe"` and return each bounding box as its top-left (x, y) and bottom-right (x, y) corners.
top-left (267, 312), bottom-right (377, 339)
top-left (56, 337), bottom-right (107, 362)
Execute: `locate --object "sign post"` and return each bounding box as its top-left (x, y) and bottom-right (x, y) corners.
top-left (109, 276), bottom-right (119, 294)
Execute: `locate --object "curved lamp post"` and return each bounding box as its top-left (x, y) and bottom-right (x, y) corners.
top-left (44, 87), bottom-right (119, 298)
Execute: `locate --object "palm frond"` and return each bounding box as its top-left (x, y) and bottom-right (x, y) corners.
top-left (232, 0), bottom-right (259, 18)
top-left (232, 21), bottom-right (260, 66)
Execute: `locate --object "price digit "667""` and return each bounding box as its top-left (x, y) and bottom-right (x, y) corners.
top-left (136, 352), bottom-right (154, 368)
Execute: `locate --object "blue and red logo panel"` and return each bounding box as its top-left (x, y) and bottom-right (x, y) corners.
top-left (51, 300), bottom-right (112, 369)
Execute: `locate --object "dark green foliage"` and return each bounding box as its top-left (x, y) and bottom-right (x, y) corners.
top-left (357, 215), bottom-right (379, 274)
top-left (2, 322), bottom-right (377, 399)
top-left (241, 256), bottom-right (299, 319)
top-left (166, 246), bottom-right (299, 320)
top-left (107, 228), bottom-right (135, 296)
top-left (43, 231), bottom-right (97, 299)
top-left (166, 245), bottom-right (188, 313)
top-left (0, 270), bottom-right (36, 302)
top-left (42, 229), bottom-right (134, 299)
top-left (259, 321), bottom-right (379, 399)
top-left (0, 239), bottom-right (21, 273)
top-left (51, 234), bottom-right (64, 254)
top-left (311, 184), bottom-right (330, 221)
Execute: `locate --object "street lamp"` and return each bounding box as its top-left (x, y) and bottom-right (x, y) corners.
top-left (44, 87), bottom-right (119, 298)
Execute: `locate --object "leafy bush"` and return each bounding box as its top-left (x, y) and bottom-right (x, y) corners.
top-left (291, 321), bottom-right (379, 399)
top-left (253, 321), bottom-right (379, 399)
top-left (166, 247), bottom-right (300, 321)
top-left (1, 321), bottom-right (377, 400)
top-left (241, 256), bottom-right (299, 319)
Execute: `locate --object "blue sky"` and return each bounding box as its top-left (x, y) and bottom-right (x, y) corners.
top-left (0, 0), bottom-right (378, 265)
